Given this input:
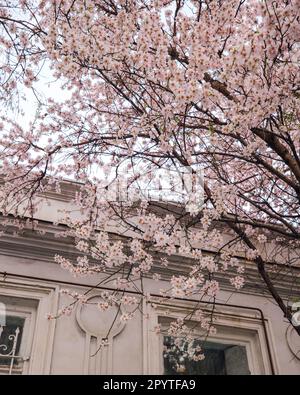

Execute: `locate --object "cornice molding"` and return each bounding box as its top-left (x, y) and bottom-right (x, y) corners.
top-left (0, 220), bottom-right (298, 299)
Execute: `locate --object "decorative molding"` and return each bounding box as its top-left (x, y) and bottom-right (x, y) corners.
top-left (142, 300), bottom-right (279, 375)
top-left (76, 294), bottom-right (125, 374)
top-left (0, 278), bottom-right (59, 374)
top-left (0, 224), bottom-right (299, 298)
top-left (286, 325), bottom-right (300, 361)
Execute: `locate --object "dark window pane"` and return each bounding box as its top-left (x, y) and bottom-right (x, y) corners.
top-left (224, 345), bottom-right (250, 375)
top-left (163, 337), bottom-right (250, 375)
top-left (0, 316), bottom-right (25, 367)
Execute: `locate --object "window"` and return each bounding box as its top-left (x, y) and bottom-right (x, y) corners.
top-left (0, 279), bottom-right (58, 374)
top-left (0, 296), bottom-right (37, 375)
top-left (163, 336), bottom-right (250, 375)
top-left (144, 301), bottom-right (275, 374)
top-left (0, 316), bottom-right (25, 374)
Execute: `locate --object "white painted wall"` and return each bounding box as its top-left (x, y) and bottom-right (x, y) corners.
top-left (0, 254), bottom-right (299, 375)
top-left (0, 187), bottom-right (299, 375)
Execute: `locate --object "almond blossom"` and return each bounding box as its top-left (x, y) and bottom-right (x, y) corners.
top-left (0, 0), bottom-right (299, 353)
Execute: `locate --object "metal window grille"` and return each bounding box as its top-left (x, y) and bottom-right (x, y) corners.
top-left (0, 316), bottom-right (29, 375)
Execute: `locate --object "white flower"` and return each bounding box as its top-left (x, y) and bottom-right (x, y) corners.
top-left (230, 275), bottom-right (245, 290)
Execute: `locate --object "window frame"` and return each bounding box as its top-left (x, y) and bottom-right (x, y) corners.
top-left (142, 299), bottom-right (278, 375)
top-left (0, 277), bottom-right (58, 374)
top-left (0, 302), bottom-right (36, 374)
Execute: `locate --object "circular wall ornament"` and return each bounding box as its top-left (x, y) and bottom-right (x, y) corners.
top-left (76, 294), bottom-right (125, 339)
top-left (286, 325), bottom-right (300, 361)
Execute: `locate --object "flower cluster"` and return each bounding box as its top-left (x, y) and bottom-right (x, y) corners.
top-left (0, 0), bottom-right (299, 352)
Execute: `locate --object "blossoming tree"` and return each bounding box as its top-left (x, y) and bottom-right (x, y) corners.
top-left (0, 0), bottom-right (300, 356)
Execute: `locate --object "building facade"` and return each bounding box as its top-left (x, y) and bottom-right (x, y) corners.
top-left (0, 185), bottom-right (299, 375)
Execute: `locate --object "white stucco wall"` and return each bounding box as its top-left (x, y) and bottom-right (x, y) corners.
top-left (0, 252), bottom-right (299, 375)
top-left (0, 188), bottom-right (299, 375)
